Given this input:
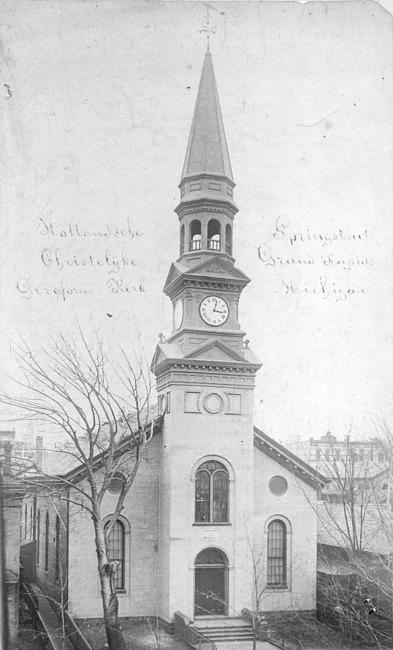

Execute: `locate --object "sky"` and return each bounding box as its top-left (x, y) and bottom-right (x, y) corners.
top-left (1, 0), bottom-right (393, 444)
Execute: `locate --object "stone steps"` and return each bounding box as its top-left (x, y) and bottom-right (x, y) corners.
top-left (193, 619), bottom-right (255, 643)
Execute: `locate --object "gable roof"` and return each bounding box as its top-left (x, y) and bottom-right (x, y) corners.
top-left (15, 417), bottom-right (326, 494)
top-left (254, 426), bottom-right (328, 490)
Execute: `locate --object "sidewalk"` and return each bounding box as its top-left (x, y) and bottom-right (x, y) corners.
top-left (28, 582), bottom-right (74, 650)
top-left (214, 641), bottom-right (282, 650)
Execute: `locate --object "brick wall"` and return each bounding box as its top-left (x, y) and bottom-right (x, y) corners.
top-left (33, 492), bottom-right (68, 608)
top-left (3, 487), bottom-right (24, 645)
top-left (68, 434), bottom-right (160, 618)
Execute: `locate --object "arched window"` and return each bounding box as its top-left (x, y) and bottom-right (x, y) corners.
top-left (195, 461), bottom-right (228, 523)
top-left (190, 220), bottom-right (202, 251)
top-left (104, 520), bottom-right (125, 591)
top-left (208, 219), bottom-right (221, 251)
top-left (55, 516), bottom-right (60, 584)
top-left (45, 512), bottom-right (50, 573)
top-left (36, 510), bottom-right (41, 565)
top-left (180, 225), bottom-right (185, 255)
top-left (225, 224), bottom-right (232, 255)
top-left (267, 520), bottom-right (287, 586)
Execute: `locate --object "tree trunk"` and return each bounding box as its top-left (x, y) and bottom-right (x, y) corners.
top-left (92, 507), bottom-right (128, 650)
top-left (100, 567), bottom-right (128, 650)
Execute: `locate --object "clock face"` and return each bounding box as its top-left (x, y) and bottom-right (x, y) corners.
top-left (199, 296), bottom-right (229, 327)
top-left (174, 299), bottom-right (183, 330)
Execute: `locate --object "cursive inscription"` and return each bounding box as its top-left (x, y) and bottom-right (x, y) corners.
top-left (257, 216), bottom-right (371, 301)
top-left (38, 217), bottom-right (142, 240)
top-left (15, 217), bottom-right (146, 301)
top-left (272, 215), bottom-right (369, 247)
top-left (41, 248), bottom-right (136, 273)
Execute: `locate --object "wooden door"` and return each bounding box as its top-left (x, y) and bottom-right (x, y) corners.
top-left (195, 566), bottom-right (226, 616)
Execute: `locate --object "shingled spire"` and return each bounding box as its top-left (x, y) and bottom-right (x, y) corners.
top-left (175, 52), bottom-right (237, 260)
top-left (181, 50), bottom-right (234, 183)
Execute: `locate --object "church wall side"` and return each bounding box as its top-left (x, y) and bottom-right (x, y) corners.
top-left (253, 449), bottom-right (317, 613)
top-left (68, 434), bottom-right (160, 619)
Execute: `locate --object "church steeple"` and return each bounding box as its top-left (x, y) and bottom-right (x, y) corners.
top-left (181, 51), bottom-right (234, 184)
top-left (153, 50), bottom-right (261, 363)
top-left (176, 52), bottom-right (237, 261)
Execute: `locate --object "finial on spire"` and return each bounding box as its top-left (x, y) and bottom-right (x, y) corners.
top-left (200, 3), bottom-right (216, 52)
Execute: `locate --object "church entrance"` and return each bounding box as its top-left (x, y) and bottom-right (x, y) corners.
top-left (194, 548), bottom-right (228, 616)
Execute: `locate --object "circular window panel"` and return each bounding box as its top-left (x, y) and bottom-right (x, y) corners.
top-left (107, 472), bottom-right (125, 494)
top-left (269, 476), bottom-right (288, 496)
top-left (203, 392), bottom-right (224, 414)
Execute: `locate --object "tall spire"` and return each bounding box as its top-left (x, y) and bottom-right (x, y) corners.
top-left (181, 51), bottom-right (234, 183)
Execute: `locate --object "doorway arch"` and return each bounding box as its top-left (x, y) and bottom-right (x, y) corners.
top-left (194, 548), bottom-right (228, 616)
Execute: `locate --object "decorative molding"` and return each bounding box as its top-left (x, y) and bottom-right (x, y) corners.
top-left (167, 280), bottom-right (244, 302)
top-left (225, 392), bottom-right (242, 415)
top-left (181, 205), bottom-right (232, 217)
top-left (203, 392), bottom-right (224, 414)
top-left (224, 293), bottom-right (240, 305)
top-left (204, 265), bottom-right (223, 274)
top-left (184, 391), bottom-right (201, 413)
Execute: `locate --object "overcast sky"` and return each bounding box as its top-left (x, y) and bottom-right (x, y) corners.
top-left (1, 0), bottom-right (393, 444)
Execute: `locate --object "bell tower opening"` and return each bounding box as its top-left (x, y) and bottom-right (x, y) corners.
top-left (225, 224), bottom-right (232, 255)
top-left (190, 219), bottom-right (202, 251)
top-left (180, 225), bottom-right (185, 255)
top-left (207, 219), bottom-right (221, 251)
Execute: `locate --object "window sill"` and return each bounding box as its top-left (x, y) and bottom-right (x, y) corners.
top-left (266, 585), bottom-right (289, 591)
top-left (115, 590), bottom-right (127, 595)
top-left (193, 523), bottom-right (232, 526)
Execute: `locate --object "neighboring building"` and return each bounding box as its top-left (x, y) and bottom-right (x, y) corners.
top-left (2, 475), bottom-right (26, 645)
top-left (285, 432), bottom-right (391, 504)
top-left (19, 51), bottom-right (326, 625)
top-left (285, 432), bottom-right (387, 472)
top-left (286, 435), bottom-right (393, 641)
top-left (0, 429), bottom-right (43, 476)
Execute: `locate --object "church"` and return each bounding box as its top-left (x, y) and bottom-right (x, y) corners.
top-left (20, 51), bottom-right (325, 627)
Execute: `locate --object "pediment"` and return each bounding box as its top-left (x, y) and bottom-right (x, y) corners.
top-left (150, 344), bottom-right (165, 372)
top-left (150, 341), bottom-right (182, 372)
top-left (190, 257), bottom-right (250, 283)
top-left (163, 261), bottom-right (189, 292)
top-left (185, 340), bottom-right (248, 363)
top-left (164, 257), bottom-right (250, 294)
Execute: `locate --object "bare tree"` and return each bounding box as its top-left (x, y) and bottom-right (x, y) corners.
top-left (314, 433), bottom-right (393, 646)
top-left (0, 329), bottom-right (155, 650)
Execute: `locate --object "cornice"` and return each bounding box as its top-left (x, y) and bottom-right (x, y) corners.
top-left (165, 276), bottom-right (248, 301)
top-left (178, 172), bottom-right (236, 189)
top-left (254, 430), bottom-right (328, 490)
top-left (154, 358), bottom-right (260, 382)
top-left (176, 203), bottom-right (237, 219)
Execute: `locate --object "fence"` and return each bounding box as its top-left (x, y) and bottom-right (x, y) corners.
top-left (21, 582), bottom-right (93, 650)
top-left (63, 611), bottom-right (93, 650)
top-left (241, 608), bottom-right (305, 650)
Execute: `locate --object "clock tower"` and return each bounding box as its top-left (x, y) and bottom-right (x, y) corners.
top-left (151, 50), bottom-right (261, 622)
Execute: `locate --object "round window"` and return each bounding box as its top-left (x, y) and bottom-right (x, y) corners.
top-left (269, 476), bottom-right (288, 496)
top-left (107, 472), bottom-right (125, 494)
